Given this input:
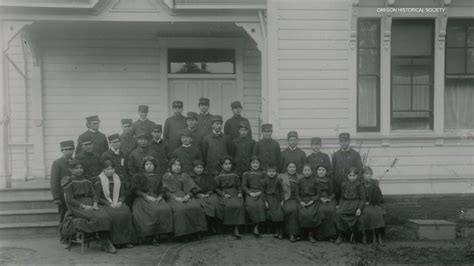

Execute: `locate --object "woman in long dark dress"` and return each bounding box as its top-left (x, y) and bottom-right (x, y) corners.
top-left (279, 161), bottom-right (301, 242)
top-left (132, 157), bottom-right (173, 245)
top-left (359, 166), bottom-right (385, 246)
top-left (296, 165), bottom-right (320, 243)
top-left (242, 157), bottom-right (266, 237)
top-left (94, 160), bottom-right (137, 248)
top-left (162, 158), bottom-right (207, 239)
top-left (62, 159), bottom-right (116, 254)
top-left (262, 165), bottom-right (284, 239)
top-left (214, 157), bottom-right (245, 239)
top-left (314, 164), bottom-right (337, 241)
top-left (334, 167), bottom-right (365, 245)
top-left (189, 160), bottom-right (221, 234)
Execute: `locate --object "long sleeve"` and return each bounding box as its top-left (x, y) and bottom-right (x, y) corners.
top-left (275, 143), bottom-right (282, 173)
top-left (75, 136), bottom-right (83, 156)
top-left (355, 151), bottom-right (363, 172)
top-left (247, 119), bottom-right (253, 139)
top-left (332, 153), bottom-right (337, 177)
top-left (338, 183), bottom-right (345, 205)
top-left (357, 183), bottom-right (366, 209)
top-left (64, 182), bottom-right (82, 208)
top-left (163, 118), bottom-right (170, 142)
top-left (234, 174), bottom-right (242, 193)
top-left (90, 178), bottom-right (100, 203)
top-left (328, 178), bottom-right (336, 200)
top-left (214, 176), bottom-right (224, 196)
top-left (223, 120), bottom-right (231, 136)
top-left (226, 136), bottom-right (232, 156)
top-left (296, 180), bottom-right (303, 202)
top-left (311, 181), bottom-right (319, 201)
top-left (50, 160), bottom-right (62, 201)
top-left (127, 153), bottom-right (137, 176)
top-left (202, 137), bottom-right (209, 164)
top-left (102, 135), bottom-right (109, 155)
top-left (93, 181), bottom-right (109, 205)
top-left (242, 172), bottom-right (250, 195)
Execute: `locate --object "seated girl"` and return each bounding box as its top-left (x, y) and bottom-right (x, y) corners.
top-left (162, 158), bottom-right (207, 240)
top-left (279, 161), bottom-right (301, 242)
top-left (214, 157), bottom-right (245, 239)
top-left (94, 160), bottom-right (137, 248)
top-left (189, 160), bottom-right (221, 234)
top-left (296, 165), bottom-right (320, 243)
top-left (314, 164), bottom-right (337, 241)
top-left (262, 165), bottom-right (284, 239)
top-left (242, 157), bottom-right (266, 237)
top-left (334, 167), bottom-right (365, 244)
top-left (359, 166), bottom-right (385, 246)
top-left (62, 159), bottom-right (115, 254)
top-left (132, 157), bottom-right (173, 246)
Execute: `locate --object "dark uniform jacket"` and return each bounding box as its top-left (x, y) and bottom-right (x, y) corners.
top-left (307, 151), bottom-right (331, 176)
top-left (132, 118), bottom-right (156, 138)
top-left (332, 148), bottom-right (363, 184)
top-left (50, 156), bottom-right (72, 202)
top-left (119, 133), bottom-right (137, 158)
top-left (253, 138), bottom-right (281, 171)
top-left (231, 136), bottom-right (256, 174)
top-left (170, 145), bottom-right (202, 174)
top-left (280, 147), bottom-right (307, 173)
top-left (197, 112), bottom-right (213, 136)
top-left (100, 149), bottom-right (129, 186)
top-left (188, 126), bottom-right (207, 149)
top-left (150, 138), bottom-right (169, 176)
top-left (362, 180), bottom-right (384, 206)
top-left (76, 129), bottom-right (109, 156)
top-left (75, 151), bottom-right (102, 179)
top-left (202, 132), bottom-right (232, 175)
top-left (163, 114), bottom-right (187, 153)
top-left (224, 115), bottom-right (252, 140)
top-left (127, 146), bottom-right (159, 177)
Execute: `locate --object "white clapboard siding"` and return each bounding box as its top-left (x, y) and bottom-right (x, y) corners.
top-left (243, 40), bottom-right (262, 139)
top-left (42, 34), bottom-right (162, 175)
top-left (277, 0), bottom-right (350, 134)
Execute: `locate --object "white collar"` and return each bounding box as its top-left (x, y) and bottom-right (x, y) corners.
top-left (182, 144), bottom-right (192, 148)
top-left (288, 146), bottom-right (297, 151)
top-left (88, 128), bottom-right (97, 133)
top-left (139, 118), bottom-right (147, 122)
top-left (110, 147), bottom-right (120, 155)
top-left (200, 112), bottom-right (209, 115)
top-left (154, 138), bottom-right (162, 144)
top-left (213, 130), bottom-right (222, 135)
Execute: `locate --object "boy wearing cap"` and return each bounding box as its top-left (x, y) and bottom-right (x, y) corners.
top-left (171, 129), bottom-right (203, 173)
top-left (50, 140), bottom-right (74, 248)
top-left (75, 136), bottom-right (102, 179)
top-left (224, 101), bottom-right (253, 141)
top-left (119, 119), bottom-right (137, 158)
top-left (164, 100), bottom-right (187, 154)
top-left (231, 121), bottom-right (256, 175)
top-left (76, 115), bottom-right (109, 155)
top-left (253, 124), bottom-right (281, 171)
top-left (197, 98), bottom-right (213, 136)
top-left (280, 131), bottom-right (307, 173)
top-left (307, 137), bottom-right (331, 176)
top-left (128, 131), bottom-right (159, 177)
top-left (186, 112), bottom-right (206, 149)
top-left (101, 134), bottom-right (129, 188)
top-left (332, 132), bottom-right (363, 201)
top-left (202, 115), bottom-right (232, 175)
top-left (132, 105), bottom-right (156, 138)
top-left (150, 124), bottom-right (169, 177)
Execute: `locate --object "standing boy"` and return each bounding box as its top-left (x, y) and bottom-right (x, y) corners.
top-left (280, 131), bottom-right (307, 173)
top-left (253, 124), bottom-right (281, 171)
top-left (163, 100), bottom-right (187, 154)
top-left (224, 101), bottom-right (252, 141)
top-left (132, 105), bottom-right (156, 138)
top-left (119, 118), bottom-right (137, 158)
top-left (186, 112), bottom-right (206, 149)
top-left (101, 133), bottom-right (129, 188)
top-left (50, 140), bottom-right (74, 248)
top-left (128, 131), bottom-right (159, 177)
top-left (170, 129), bottom-right (202, 174)
top-left (231, 121), bottom-right (256, 175)
top-left (202, 115), bottom-right (232, 175)
top-left (306, 137), bottom-right (331, 176)
top-left (197, 98), bottom-right (213, 136)
top-left (332, 132), bottom-right (363, 201)
top-left (76, 115), bottom-right (108, 155)
top-left (150, 124), bottom-right (169, 177)
top-left (75, 136), bottom-right (102, 179)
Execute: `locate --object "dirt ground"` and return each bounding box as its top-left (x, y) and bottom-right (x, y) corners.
top-left (1, 227), bottom-right (473, 265)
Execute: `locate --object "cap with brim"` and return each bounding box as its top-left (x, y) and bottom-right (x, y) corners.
top-left (261, 124), bottom-right (272, 131)
top-left (287, 131), bottom-right (298, 139)
top-left (339, 132), bottom-right (350, 141)
top-left (60, 140), bottom-right (74, 150)
top-left (180, 129), bottom-right (193, 137)
top-left (212, 115), bottom-right (223, 123)
top-left (199, 98), bottom-right (209, 105)
top-left (231, 101), bottom-right (243, 109)
top-left (311, 137), bottom-right (322, 145)
top-left (152, 124), bottom-right (162, 132)
top-left (172, 101), bottom-right (183, 108)
top-left (138, 105), bottom-right (149, 113)
top-left (81, 136), bottom-right (93, 145)
top-left (238, 121), bottom-right (249, 129)
top-left (135, 131), bottom-right (148, 139)
top-left (86, 115), bottom-right (100, 123)
top-left (186, 112), bottom-right (198, 120)
top-left (121, 119), bottom-right (132, 126)
top-left (108, 133), bottom-right (120, 143)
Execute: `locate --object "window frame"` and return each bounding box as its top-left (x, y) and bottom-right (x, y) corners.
top-left (167, 48), bottom-right (237, 75)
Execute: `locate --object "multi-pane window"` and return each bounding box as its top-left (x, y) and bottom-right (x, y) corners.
top-left (357, 19), bottom-right (380, 132)
top-left (391, 20), bottom-right (434, 130)
top-left (168, 49), bottom-right (236, 74)
top-left (445, 20), bottom-right (474, 130)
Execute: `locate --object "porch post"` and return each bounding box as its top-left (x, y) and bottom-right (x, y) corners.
top-left (0, 20), bottom-right (12, 188)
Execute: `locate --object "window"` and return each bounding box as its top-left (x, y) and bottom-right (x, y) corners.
top-left (357, 19), bottom-right (380, 132)
top-left (445, 20), bottom-right (474, 130)
top-left (391, 20), bottom-right (434, 130)
top-left (168, 49), bottom-right (236, 74)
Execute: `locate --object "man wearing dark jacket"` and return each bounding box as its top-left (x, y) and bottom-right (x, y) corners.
top-left (224, 101), bottom-right (252, 141)
top-left (253, 124), bottom-right (281, 171)
top-left (202, 115), bottom-right (232, 175)
top-left (76, 115), bottom-right (108, 155)
top-left (163, 100), bottom-right (187, 155)
top-left (280, 131), bottom-right (307, 173)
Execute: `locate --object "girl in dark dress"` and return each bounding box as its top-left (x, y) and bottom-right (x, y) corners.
top-left (296, 165), bottom-right (320, 243)
top-left (62, 159), bottom-right (116, 254)
top-left (262, 165), bottom-right (284, 239)
top-left (189, 160), bottom-right (221, 234)
top-left (360, 166), bottom-right (385, 246)
top-left (314, 164), bottom-right (337, 241)
top-left (334, 167), bottom-right (365, 245)
top-left (279, 161), bottom-right (301, 242)
top-left (162, 158), bottom-right (207, 239)
top-left (94, 160), bottom-right (137, 248)
top-left (132, 157), bottom-right (173, 246)
top-left (242, 157), bottom-right (266, 237)
top-left (214, 157), bottom-right (245, 239)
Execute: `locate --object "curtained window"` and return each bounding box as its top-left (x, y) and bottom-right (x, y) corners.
top-left (168, 49), bottom-right (236, 74)
top-left (357, 19), bottom-right (380, 132)
top-left (445, 20), bottom-right (474, 130)
top-left (391, 20), bottom-right (434, 130)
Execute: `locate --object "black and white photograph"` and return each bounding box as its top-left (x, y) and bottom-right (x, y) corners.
top-left (0, 0), bottom-right (473, 264)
